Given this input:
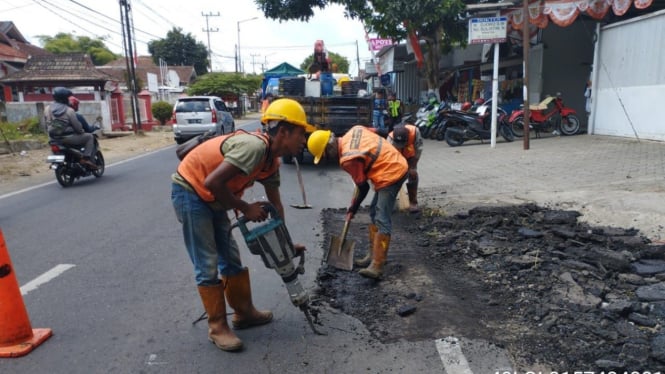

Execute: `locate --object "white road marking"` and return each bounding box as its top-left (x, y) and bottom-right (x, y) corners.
top-left (436, 336), bottom-right (474, 374)
top-left (20, 264), bottom-right (76, 296)
top-left (146, 353), bottom-right (167, 366)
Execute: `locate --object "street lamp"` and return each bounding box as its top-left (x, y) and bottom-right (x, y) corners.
top-left (237, 17), bottom-right (258, 73)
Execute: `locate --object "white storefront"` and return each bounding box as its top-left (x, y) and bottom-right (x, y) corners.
top-left (590, 8), bottom-right (665, 141)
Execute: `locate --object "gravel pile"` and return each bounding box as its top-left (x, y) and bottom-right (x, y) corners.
top-left (316, 204), bottom-right (665, 371)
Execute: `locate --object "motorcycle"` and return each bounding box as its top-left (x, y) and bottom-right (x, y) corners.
top-left (46, 130), bottom-right (105, 187)
top-left (508, 93), bottom-right (580, 138)
top-left (416, 100), bottom-right (444, 138)
top-left (441, 100), bottom-right (515, 146)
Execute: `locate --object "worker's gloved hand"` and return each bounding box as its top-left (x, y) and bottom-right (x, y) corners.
top-left (243, 202), bottom-right (269, 222)
top-left (345, 210), bottom-right (355, 221)
top-left (294, 243), bottom-right (306, 254)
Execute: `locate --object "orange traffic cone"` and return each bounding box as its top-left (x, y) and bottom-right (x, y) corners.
top-left (0, 228), bottom-right (52, 358)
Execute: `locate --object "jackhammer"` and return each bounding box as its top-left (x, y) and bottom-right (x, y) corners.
top-left (232, 204), bottom-right (325, 335)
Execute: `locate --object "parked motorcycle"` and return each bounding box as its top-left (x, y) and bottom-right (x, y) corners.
top-left (508, 93), bottom-right (580, 137)
top-left (46, 131), bottom-right (105, 187)
top-left (416, 100), bottom-right (445, 138)
top-left (442, 101), bottom-right (515, 146)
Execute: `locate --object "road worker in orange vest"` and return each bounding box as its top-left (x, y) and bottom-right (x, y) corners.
top-left (307, 125), bottom-right (408, 279)
top-left (171, 98), bottom-right (315, 351)
top-left (388, 124), bottom-right (423, 214)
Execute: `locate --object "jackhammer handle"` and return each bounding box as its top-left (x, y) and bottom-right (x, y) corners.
top-left (235, 203), bottom-right (279, 226)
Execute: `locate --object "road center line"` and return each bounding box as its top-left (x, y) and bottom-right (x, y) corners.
top-left (435, 336), bottom-right (474, 374)
top-left (20, 264), bottom-right (76, 296)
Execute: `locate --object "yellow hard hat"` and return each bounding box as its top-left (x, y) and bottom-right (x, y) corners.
top-left (261, 98), bottom-right (316, 133)
top-left (337, 76), bottom-right (350, 87)
top-left (307, 130), bottom-right (332, 164)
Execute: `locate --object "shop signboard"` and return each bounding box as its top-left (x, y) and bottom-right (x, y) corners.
top-left (368, 38), bottom-right (393, 51)
top-left (468, 17), bottom-right (507, 44)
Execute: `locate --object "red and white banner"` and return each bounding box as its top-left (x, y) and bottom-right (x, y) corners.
top-left (504, 0), bottom-right (654, 28)
top-left (403, 20), bottom-right (424, 69)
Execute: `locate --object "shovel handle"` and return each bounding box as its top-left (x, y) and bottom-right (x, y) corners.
top-left (337, 216), bottom-right (352, 256)
top-left (293, 157), bottom-right (308, 205)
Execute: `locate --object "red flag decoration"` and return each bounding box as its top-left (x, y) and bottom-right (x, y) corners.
top-left (403, 21), bottom-right (424, 68)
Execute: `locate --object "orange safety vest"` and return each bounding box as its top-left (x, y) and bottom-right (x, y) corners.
top-left (177, 131), bottom-right (278, 202)
top-left (339, 126), bottom-right (407, 190)
top-left (390, 124), bottom-right (418, 159)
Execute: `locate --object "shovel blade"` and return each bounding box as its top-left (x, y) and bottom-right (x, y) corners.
top-left (327, 236), bottom-right (355, 271)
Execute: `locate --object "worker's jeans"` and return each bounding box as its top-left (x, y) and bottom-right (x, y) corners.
top-left (369, 174), bottom-right (407, 235)
top-left (171, 183), bottom-right (244, 286)
top-left (373, 110), bottom-right (385, 132)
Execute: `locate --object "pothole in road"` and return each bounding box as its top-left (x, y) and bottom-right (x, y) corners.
top-left (314, 203), bottom-right (665, 371)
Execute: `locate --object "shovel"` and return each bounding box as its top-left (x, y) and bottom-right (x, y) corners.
top-left (327, 184), bottom-right (360, 271)
top-left (290, 157), bottom-right (312, 209)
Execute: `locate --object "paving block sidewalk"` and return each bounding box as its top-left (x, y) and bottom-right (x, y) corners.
top-left (416, 134), bottom-right (665, 241)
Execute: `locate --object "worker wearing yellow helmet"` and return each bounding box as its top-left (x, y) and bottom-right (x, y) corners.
top-left (307, 125), bottom-right (408, 279)
top-left (171, 98), bottom-right (314, 352)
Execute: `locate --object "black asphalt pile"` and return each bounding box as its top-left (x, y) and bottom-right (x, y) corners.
top-left (315, 204), bottom-right (665, 371)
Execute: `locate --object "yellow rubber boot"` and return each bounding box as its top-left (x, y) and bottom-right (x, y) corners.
top-left (359, 233), bottom-right (390, 279)
top-left (223, 267), bottom-right (273, 329)
top-left (355, 224), bottom-right (378, 267)
top-left (197, 284), bottom-right (243, 351)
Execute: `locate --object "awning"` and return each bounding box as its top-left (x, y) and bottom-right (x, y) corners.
top-left (505, 0), bottom-right (655, 28)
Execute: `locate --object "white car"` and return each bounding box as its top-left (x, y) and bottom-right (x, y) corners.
top-left (172, 96), bottom-right (235, 144)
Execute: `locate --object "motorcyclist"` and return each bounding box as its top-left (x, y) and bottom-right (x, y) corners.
top-left (68, 96), bottom-right (97, 133)
top-left (307, 126), bottom-right (408, 279)
top-left (388, 124), bottom-right (423, 214)
top-left (44, 87), bottom-right (97, 169)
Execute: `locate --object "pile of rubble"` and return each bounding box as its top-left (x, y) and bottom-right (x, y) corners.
top-left (316, 204), bottom-right (665, 371)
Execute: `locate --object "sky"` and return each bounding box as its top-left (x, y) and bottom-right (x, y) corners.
top-left (2, 0), bottom-right (376, 76)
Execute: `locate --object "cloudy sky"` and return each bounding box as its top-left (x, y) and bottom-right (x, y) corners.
top-left (2, 0), bottom-right (376, 75)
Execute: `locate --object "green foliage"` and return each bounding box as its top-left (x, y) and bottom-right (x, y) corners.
top-left (38, 33), bottom-right (117, 65)
top-left (148, 28), bottom-right (209, 76)
top-left (187, 73), bottom-right (262, 97)
top-left (300, 51), bottom-right (350, 73)
top-left (151, 101), bottom-right (174, 126)
top-left (254, 0), bottom-right (468, 90)
top-left (0, 117), bottom-right (45, 141)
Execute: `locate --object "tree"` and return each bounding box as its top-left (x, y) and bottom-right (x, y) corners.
top-left (300, 51), bottom-right (349, 73)
top-left (148, 28), bottom-right (209, 76)
top-left (255, 0), bottom-right (468, 93)
top-left (187, 72), bottom-right (262, 98)
top-left (38, 33), bottom-right (117, 65)
top-left (151, 101), bottom-right (173, 126)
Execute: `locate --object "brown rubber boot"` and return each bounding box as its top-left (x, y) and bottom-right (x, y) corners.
top-left (197, 284), bottom-right (243, 351)
top-left (407, 182), bottom-right (420, 214)
top-left (359, 233), bottom-right (390, 279)
top-left (223, 267), bottom-right (273, 329)
top-left (354, 224), bottom-right (378, 267)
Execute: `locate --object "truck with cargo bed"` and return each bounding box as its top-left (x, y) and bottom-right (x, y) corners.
top-left (274, 76), bottom-right (374, 164)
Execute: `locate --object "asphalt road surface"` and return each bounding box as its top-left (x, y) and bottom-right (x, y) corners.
top-left (0, 120), bottom-right (514, 373)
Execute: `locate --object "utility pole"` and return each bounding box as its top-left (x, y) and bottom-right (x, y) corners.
top-left (522, 0), bottom-right (531, 149)
top-left (250, 53), bottom-right (261, 74)
top-left (356, 40), bottom-right (361, 80)
top-left (202, 12), bottom-right (220, 72)
top-left (119, 0), bottom-right (141, 132)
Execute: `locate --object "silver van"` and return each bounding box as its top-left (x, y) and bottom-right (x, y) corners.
top-left (172, 96), bottom-right (235, 144)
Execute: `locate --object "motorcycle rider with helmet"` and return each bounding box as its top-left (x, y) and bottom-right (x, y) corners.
top-left (68, 96), bottom-right (97, 133)
top-left (44, 87), bottom-right (97, 169)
